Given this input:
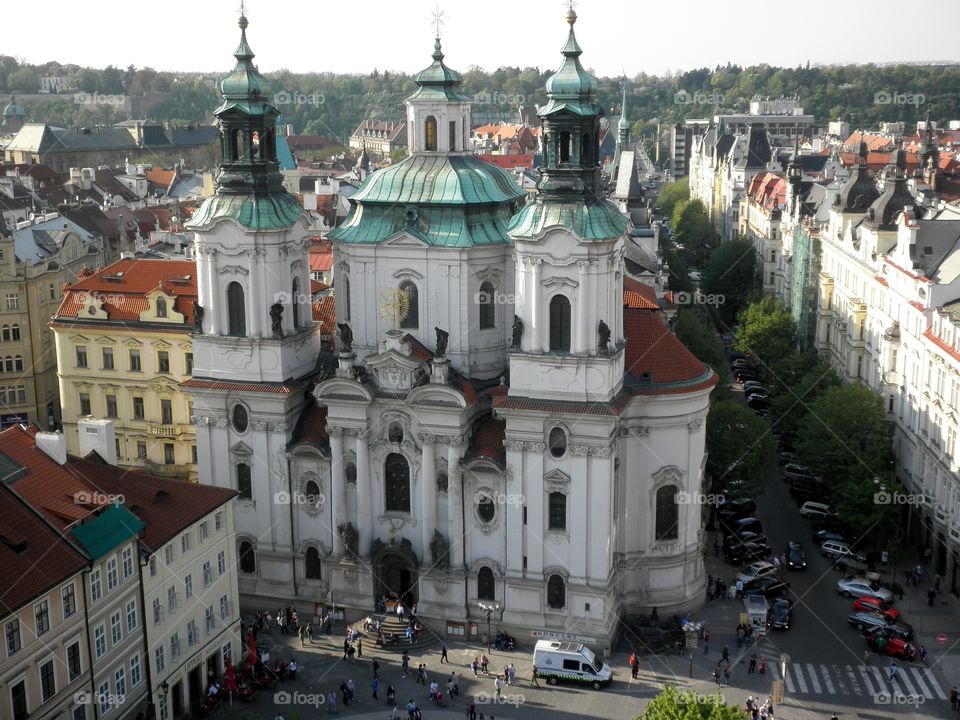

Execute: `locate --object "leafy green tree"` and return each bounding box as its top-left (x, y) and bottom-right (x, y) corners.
top-left (69, 68), bottom-right (99, 93)
top-left (657, 179), bottom-right (689, 219)
top-left (706, 399), bottom-right (777, 498)
top-left (796, 384), bottom-right (891, 488)
top-left (641, 685), bottom-right (744, 720)
top-left (701, 238), bottom-right (757, 319)
top-left (734, 296), bottom-right (796, 368)
top-left (672, 199), bottom-right (717, 267)
top-left (769, 357), bottom-right (841, 433)
top-left (661, 246), bottom-right (691, 293)
top-left (6, 68), bottom-right (38, 93)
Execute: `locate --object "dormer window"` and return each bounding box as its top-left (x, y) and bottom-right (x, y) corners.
top-left (156, 297), bottom-right (167, 318)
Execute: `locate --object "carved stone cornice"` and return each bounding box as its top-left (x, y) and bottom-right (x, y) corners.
top-left (215, 418), bottom-right (229, 428)
top-left (524, 441), bottom-right (546, 453)
top-left (588, 446), bottom-right (613, 458)
top-left (356, 428), bottom-right (370, 440)
top-left (328, 426), bottom-right (344, 438)
top-left (687, 420), bottom-right (704, 432)
top-left (619, 425), bottom-right (649, 437)
top-left (251, 420), bottom-right (268, 432)
top-left (504, 440), bottom-right (524, 452)
top-left (419, 433), bottom-right (439, 445)
top-left (274, 422), bottom-right (289, 433)
top-left (569, 445), bottom-right (590, 457)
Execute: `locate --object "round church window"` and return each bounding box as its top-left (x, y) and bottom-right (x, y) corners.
top-left (232, 404), bottom-right (248, 433)
top-left (548, 427), bottom-right (567, 458)
top-left (477, 494), bottom-right (495, 523)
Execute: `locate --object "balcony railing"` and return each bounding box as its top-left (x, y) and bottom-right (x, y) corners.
top-left (150, 424), bottom-right (181, 437)
top-left (144, 460), bottom-right (192, 480)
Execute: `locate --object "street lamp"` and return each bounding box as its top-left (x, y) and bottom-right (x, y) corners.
top-left (477, 601), bottom-right (500, 653)
top-left (681, 620), bottom-right (702, 677)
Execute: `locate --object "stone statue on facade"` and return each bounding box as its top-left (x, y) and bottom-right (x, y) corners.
top-left (430, 529), bottom-right (450, 569)
top-left (270, 302), bottom-right (284, 337)
top-left (192, 302), bottom-right (204, 332)
top-left (434, 327), bottom-right (449, 358)
top-left (338, 322), bottom-right (353, 353)
top-left (511, 315), bottom-right (523, 349)
top-left (338, 522), bottom-right (359, 558)
top-left (598, 319), bottom-right (611, 353)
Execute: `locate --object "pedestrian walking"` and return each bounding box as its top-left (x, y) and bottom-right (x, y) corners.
top-left (289, 660), bottom-right (297, 680)
top-left (298, 625), bottom-right (305, 647)
top-left (347, 679), bottom-right (355, 704)
top-left (387, 683), bottom-right (396, 705)
top-left (735, 579), bottom-right (744, 600)
top-left (889, 661), bottom-right (898, 683)
top-left (372, 677), bottom-right (380, 700)
top-left (343, 639), bottom-right (350, 660)
top-left (713, 667), bottom-right (721, 687)
top-left (748, 653), bottom-right (757, 674)
top-left (703, 629), bottom-right (710, 655)
top-left (723, 669), bottom-right (730, 685)
top-left (373, 660), bottom-right (380, 679)
top-left (472, 658), bottom-right (479, 677)
top-left (480, 654), bottom-right (489, 673)
top-left (306, 624), bottom-right (313, 644)
top-left (340, 681), bottom-right (349, 707)
top-left (402, 651), bottom-right (410, 676)
top-left (531, 663), bottom-right (540, 687)
top-left (326, 616), bottom-right (333, 634)
top-left (441, 644), bottom-right (449, 663)
top-left (772, 555), bottom-right (780, 570)
top-left (629, 653), bottom-right (638, 679)
top-left (417, 664), bottom-right (427, 685)
top-left (721, 646), bottom-right (729, 662)
top-left (357, 638), bottom-right (363, 658)
top-left (494, 675), bottom-right (502, 700)
top-left (508, 663), bottom-right (516, 685)
top-left (327, 691), bottom-right (337, 714)
top-left (950, 685), bottom-right (958, 710)
top-left (927, 587), bottom-right (936, 606)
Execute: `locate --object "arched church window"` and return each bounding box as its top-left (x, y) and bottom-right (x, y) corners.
top-left (345, 462), bottom-right (357, 485)
top-left (156, 296), bottom-right (167, 318)
top-left (548, 492), bottom-right (567, 531)
top-left (304, 480), bottom-right (321, 505)
top-left (238, 541), bottom-right (256, 573)
top-left (477, 567), bottom-right (495, 601)
top-left (559, 131), bottom-right (571, 163)
top-left (251, 131), bottom-right (260, 160)
top-left (549, 295), bottom-right (571, 352)
top-left (388, 423), bottom-right (404, 444)
top-left (477, 493), bottom-right (495, 523)
top-left (449, 120), bottom-right (457, 151)
top-left (478, 281), bottom-right (495, 329)
top-left (227, 282), bottom-right (246, 336)
top-left (233, 129), bottom-right (245, 162)
top-left (548, 427), bottom-right (567, 458)
top-left (547, 574), bottom-right (565, 609)
top-left (399, 281), bottom-right (418, 329)
top-left (655, 485), bottom-right (679, 541)
top-left (384, 453), bottom-right (410, 513)
top-left (237, 463), bottom-right (252, 499)
top-left (305, 546), bottom-right (322, 580)
top-left (292, 277), bottom-right (301, 329)
top-left (425, 116), bottom-right (438, 151)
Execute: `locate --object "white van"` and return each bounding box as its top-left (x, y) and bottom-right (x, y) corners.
top-left (532, 640), bottom-right (613, 689)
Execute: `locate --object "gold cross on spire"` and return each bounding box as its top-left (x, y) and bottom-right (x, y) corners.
top-left (431, 4), bottom-right (446, 38)
top-left (239, 0), bottom-right (246, 16)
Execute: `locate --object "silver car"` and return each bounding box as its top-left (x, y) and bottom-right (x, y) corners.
top-left (837, 578), bottom-right (893, 603)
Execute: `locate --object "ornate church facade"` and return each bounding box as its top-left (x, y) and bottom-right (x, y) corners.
top-left (187, 10), bottom-right (715, 648)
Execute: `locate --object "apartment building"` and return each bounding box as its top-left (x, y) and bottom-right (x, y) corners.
top-left (51, 258), bottom-right (198, 480)
top-left (0, 482), bottom-right (90, 720)
top-left (740, 172), bottom-right (786, 296)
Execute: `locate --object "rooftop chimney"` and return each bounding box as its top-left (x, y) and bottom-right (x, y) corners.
top-left (35, 431), bottom-right (67, 465)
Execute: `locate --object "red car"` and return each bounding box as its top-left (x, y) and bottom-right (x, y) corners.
top-left (866, 632), bottom-right (924, 661)
top-left (852, 597), bottom-right (900, 621)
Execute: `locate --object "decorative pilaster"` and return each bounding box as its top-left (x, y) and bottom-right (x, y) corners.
top-left (329, 426), bottom-right (347, 555)
top-left (420, 435), bottom-right (436, 564)
top-left (447, 438), bottom-right (467, 570)
top-left (207, 249), bottom-right (220, 335)
top-left (530, 259), bottom-right (543, 352)
top-left (355, 429), bottom-right (372, 557)
top-left (246, 249), bottom-right (261, 337)
top-left (575, 260), bottom-right (589, 355)
top-left (504, 439), bottom-right (525, 578)
top-left (525, 441), bottom-right (545, 575)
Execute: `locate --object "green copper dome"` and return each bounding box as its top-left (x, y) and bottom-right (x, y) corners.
top-left (330, 155), bottom-right (525, 247)
top-left (540, 9), bottom-right (599, 118)
top-left (219, 15), bottom-right (271, 108)
top-left (407, 38), bottom-right (471, 103)
top-left (3, 94), bottom-right (25, 119)
top-left (187, 191), bottom-right (303, 231)
top-left (508, 198), bottom-right (626, 242)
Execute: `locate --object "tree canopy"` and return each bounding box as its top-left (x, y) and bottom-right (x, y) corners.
top-left (641, 685), bottom-right (745, 720)
top-left (706, 398), bottom-right (777, 499)
top-left (734, 296), bottom-right (796, 368)
top-left (701, 238), bottom-right (758, 320)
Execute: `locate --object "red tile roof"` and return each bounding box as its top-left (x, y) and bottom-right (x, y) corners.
top-left (476, 154), bottom-right (535, 170)
top-left (292, 403), bottom-right (329, 447)
top-left (54, 258), bottom-right (198, 325)
top-left (181, 378), bottom-right (302, 394)
top-left (465, 416), bottom-right (505, 467)
top-left (843, 133), bottom-right (896, 152)
top-left (925, 327), bottom-right (960, 364)
top-left (623, 277), bottom-right (660, 310)
top-left (493, 392), bottom-right (631, 415)
top-left (146, 167), bottom-right (176, 191)
top-left (310, 238), bottom-right (333, 273)
top-left (0, 481), bottom-right (89, 614)
top-left (839, 151), bottom-right (920, 172)
top-left (313, 294), bottom-right (336, 338)
top-left (623, 308), bottom-right (716, 395)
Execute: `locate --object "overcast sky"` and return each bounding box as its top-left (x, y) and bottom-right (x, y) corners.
top-left (9, 0), bottom-right (960, 78)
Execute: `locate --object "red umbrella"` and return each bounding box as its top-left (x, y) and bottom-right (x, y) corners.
top-left (247, 631), bottom-right (257, 666)
top-left (224, 657), bottom-right (237, 692)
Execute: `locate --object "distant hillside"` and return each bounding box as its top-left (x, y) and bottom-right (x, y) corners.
top-left (4, 57), bottom-right (958, 148)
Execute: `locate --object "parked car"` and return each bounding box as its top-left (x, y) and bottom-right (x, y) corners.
top-left (725, 542), bottom-right (773, 564)
top-left (721, 517), bottom-right (764, 537)
top-left (746, 392), bottom-right (772, 403)
top-left (785, 541), bottom-right (807, 570)
top-left (800, 502), bottom-right (838, 522)
top-left (767, 597), bottom-right (793, 630)
top-left (852, 597), bottom-right (900, 621)
top-left (832, 554), bottom-right (870, 575)
top-left (783, 464), bottom-right (817, 482)
top-left (866, 631), bottom-right (923, 660)
top-left (779, 451), bottom-right (799, 466)
top-left (728, 351), bottom-right (748, 361)
top-left (717, 498), bottom-right (757, 521)
top-left (837, 578), bottom-right (894, 602)
top-left (743, 576), bottom-right (791, 599)
top-left (821, 541), bottom-right (866, 562)
top-left (737, 370), bottom-right (760, 384)
top-left (847, 612), bottom-right (914, 640)
top-left (746, 394), bottom-right (770, 408)
top-left (736, 561), bottom-right (778, 584)
top-left (813, 529), bottom-right (846, 544)
top-left (742, 381), bottom-right (767, 392)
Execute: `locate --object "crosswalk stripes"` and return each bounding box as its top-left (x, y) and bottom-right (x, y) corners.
top-left (780, 663), bottom-right (945, 701)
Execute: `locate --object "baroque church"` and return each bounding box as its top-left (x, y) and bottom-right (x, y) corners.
top-left (187, 9), bottom-right (716, 648)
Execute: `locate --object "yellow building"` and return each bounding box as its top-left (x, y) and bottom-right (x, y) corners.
top-left (51, 257), bottom-right (199, 480)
